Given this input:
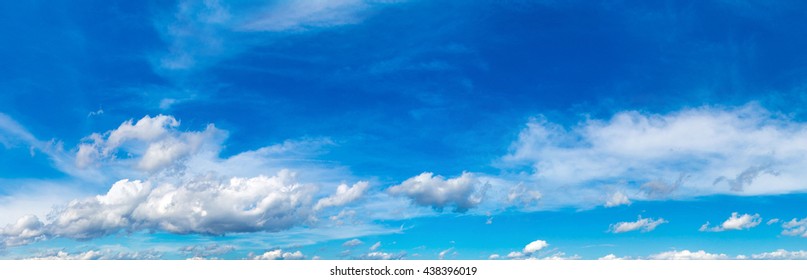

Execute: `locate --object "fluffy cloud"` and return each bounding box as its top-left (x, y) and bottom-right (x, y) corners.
top-left (315, 181), bottom-right (370, 211)
top-left (249, 249), bottom-right (305, 260)
top-left (0, 215), bottom-right (46, 247)
top-left (505, 239), bottom-right (549, 259)
top-left (649, 250), bottom-right (729, 260)
top-left (609, 216), bottom-right (667, 233)
top-left (781, 217), bottom-right (807, 237)
top-left (503, 104), bottom-right (807, 205)
top-left (751, 249), bottom-right (807, 260)
top-left (598, 254), bottom-right (626, 260)
top-left (75, 115), bottom-right (225, 171)
top-left (0, 168), bottom-right (374, 246)
top-left (523, 240), bottom-right (549, 254)
top-left (387, 172), bottom-right (487, 212)
top-left (699, 213), bottom-right (761, 232)
top-left (604, 191), bottom-right (631, 208)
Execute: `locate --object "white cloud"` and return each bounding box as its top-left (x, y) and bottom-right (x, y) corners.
top-left (387, 172), bottom-right (487, 212)
top-left (604, 191), bottom-right (631, 207)
top-left (609, 216), bottom-right (667, 233)
top-left (699, 212), bottom-right (761, 232)
top-left (249, 249), bottom-right (305, 260)
top-left (506, 251), bottom-right (525, 259)
top-left (314, 181), bottom-right (370, 211)
top-left (369, 241), bottom-right (381, 251)
top-left (75, 115), bottom-right (225, 171)
top-left (598, 254), bottom-right (626, 260)
top-left (503, 104), bottom-right (807, 206)
top-left (357, 251), bottom-right (405, 260)
top-left (751, 249), bottom-right (807, 260)
top-left (0, 215), bottom-right (45, 247)
top-left (523, 240), bottom-right (549, 254)
top-left (155, 0), bottom-right (400, 71)
top-left (179, 244), bottom-right (236, 259)
top-left (649, 250), bottom-right (729, 260)
top-left (488, 254), bottom-right (500, 260)
top-left (767, 218), bottom-right (780, 225)
top-left (24, 249), bottom-right (162, 260)
top-left (506, 183), bottom-right (542, 207)
top-left (503, 239), bottom-right (550, 259)
top-left (781, 217), bottom-right (807, 237)
top-left (342, 238), bottom-right (363, 247)
top-left (438, 248), bottom-right (454, 259)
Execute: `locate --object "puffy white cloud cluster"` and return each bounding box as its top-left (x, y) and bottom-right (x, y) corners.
top-left (781, 217), bottom-right (807, 237)
top-left (249, 249), bottom-right (305, 260)
top-left (700, 213), bottom-right (761, 232)
top-left (649, 250), bottom-right (729, 260)
top-left (505, 239), bottom-right (549, 259)
top-left (504, 104), bottom-right (807, 202)
top-left (75, 115), bottom-right (224, 171)
top-left (315, 182), bottom-right (370, 211)
top-left (0, 170), bottom-right (374, 246)
top-left (609, 216), bottom-right (667, 233)
top-left (387, 172), bottom-right (487, 212)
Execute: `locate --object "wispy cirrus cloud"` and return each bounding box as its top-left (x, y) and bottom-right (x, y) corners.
top-left (501, 104), bottom-right (807, 207)
top-left (155, 0), bottom-right (402, 72)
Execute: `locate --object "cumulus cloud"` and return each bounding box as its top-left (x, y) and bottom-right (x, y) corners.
top-left (488, 254), bottom-right (500, 260)
top-left (314, 181), bottom-right (370, 211)
top-left (0, 167), bottom-right (374, 246)
top-left (598, 254), bottom-right (626, 260)
top-left (649, 250), bottom-right (729, 260)
top-left (781, 217), bottom-right (807, 237)
top-left (609, 216), bottom-right (667, 233)
top-left (604, 191), bottom-right (631, 208)
top-left (504, 239), bottom-right (549, 259)
top-left (503, 104), bottom-right (807, 205)
top-left (699, 213), bottom-right (762, 232)
top-left (75, 115), bottom-right (224, 171)
top-left (249, 249), bottom-right (305, 260)
top-left (0, 215), bottom-right (46, 247)
top-left (751, 249), bottom-right (807, 260)
top-left (523, 240), bottom-right (549, 254)
top-left (387, 172), bottom-right (487, 212)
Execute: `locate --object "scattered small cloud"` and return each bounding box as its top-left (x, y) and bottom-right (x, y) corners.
top-left (700, 213), bottom-right (761, 232)
top-left (342, 239), bottom-right (363, 248)
top-left (609, 216), bottom-right (667, 233)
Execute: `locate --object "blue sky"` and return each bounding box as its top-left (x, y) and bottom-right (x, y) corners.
top-left (2, 0), bottom-right (807, 260)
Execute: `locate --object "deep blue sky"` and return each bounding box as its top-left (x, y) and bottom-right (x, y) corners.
top-left (2, 0), bottom-right (807, 260)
